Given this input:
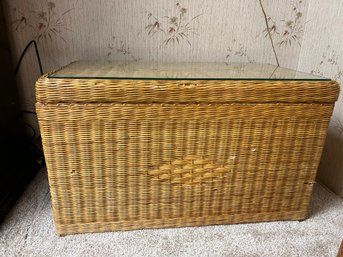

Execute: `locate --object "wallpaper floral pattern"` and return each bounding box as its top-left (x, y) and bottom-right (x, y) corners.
top-left (2, 0), bottom-right (343, 196)
top-left (263, 0), bottom-right (306, 48)
top-left (225, 39), bottom-right (255, 64)
top-left (11, 1), bottom-right (73, 43)
top-left (107, 36), bottom-right (140, 62)
top-left (144, 1), bottom-right (201, 46)
top-left (312, 45), bottom-right (343, 82)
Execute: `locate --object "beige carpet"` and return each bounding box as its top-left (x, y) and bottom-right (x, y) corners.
top-left (1, 168), bottom-right (342, 257)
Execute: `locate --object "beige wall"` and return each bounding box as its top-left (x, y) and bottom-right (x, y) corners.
top-left (3, 0), bottom-right (342, 195)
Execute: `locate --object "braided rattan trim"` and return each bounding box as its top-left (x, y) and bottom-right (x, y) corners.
top-left (36, 75), bottom-right (340, 103)
top-left (36, 103), bottom-right (333, 121)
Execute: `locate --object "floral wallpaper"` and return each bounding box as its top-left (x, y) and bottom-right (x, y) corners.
top-left (144, 2), bottom-right (202, 46)
top-left (2, 0), bottom-right (343, 196)
top-left (263, 0), bottom-right (306, 48)
top-left (225, 39), bottom-right (255, 64)
top-left (106, 36), bottom-right (140, 62)
top-left (11, 1), bottom-right (73, 43)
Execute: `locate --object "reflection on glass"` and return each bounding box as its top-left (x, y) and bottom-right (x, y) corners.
top-left (49, 61), bottom-right (329, 81)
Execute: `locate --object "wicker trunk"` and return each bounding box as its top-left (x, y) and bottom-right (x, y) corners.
top-left (36, 62), bottom-right (339, 235)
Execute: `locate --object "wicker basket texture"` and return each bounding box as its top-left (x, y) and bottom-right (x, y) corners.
top-left (36, 72), bottom-right (339, 235)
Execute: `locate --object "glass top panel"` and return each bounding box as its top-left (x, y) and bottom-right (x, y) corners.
top-left (49, 61), bottom-right (329, 81)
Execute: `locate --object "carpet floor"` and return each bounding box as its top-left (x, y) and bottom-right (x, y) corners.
top-left (0, 168), bottom-right (342, 257)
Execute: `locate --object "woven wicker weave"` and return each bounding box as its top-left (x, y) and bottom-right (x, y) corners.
top-left (36, 62), bottom-right (339, 235)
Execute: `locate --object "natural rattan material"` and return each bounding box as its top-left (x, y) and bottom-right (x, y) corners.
top-left (36, 63), bottom-right (339, 236)
top-left (36, 77), bottom-right (339, 104)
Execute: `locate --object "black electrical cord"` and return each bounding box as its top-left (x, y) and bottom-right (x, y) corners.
top-left (32, 136), bottom-right (41, 145)
top-left (14, 40), bottom-right (43, 77)
top-left (14, 40), bottom-right (44, 157)
top-left (20, 111), bottom-right (40, 143)
top-left (22, 121), bottom-right (36, 142)
top-left (22, 110), bottom-right (37, 115)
